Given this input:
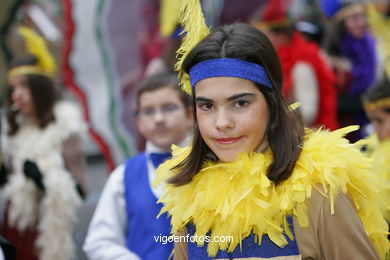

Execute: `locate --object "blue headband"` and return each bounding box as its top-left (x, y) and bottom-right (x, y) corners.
top-left (189, 58), bottom-right (273, 89)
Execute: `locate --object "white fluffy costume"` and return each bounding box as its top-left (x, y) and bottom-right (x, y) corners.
top-left (2, 101), bottom-right (84, 260)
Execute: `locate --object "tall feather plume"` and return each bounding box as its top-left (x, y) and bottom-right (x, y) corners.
top-left (366, 4), bottom-right (390, 78)
top-left (159, 0), bottom-right (180, 37)
top-left (175, 0), bottom-right (210, 95)
top-left (18, 25), bottom-right (57, 76)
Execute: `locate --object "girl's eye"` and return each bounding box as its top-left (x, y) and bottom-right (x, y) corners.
top-left (198, 103), bottom-right (213, 111)
top-left (234, 100), bottom-right (249, 108)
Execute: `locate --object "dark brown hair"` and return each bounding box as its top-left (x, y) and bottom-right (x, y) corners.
top-left (169, 23), bottom-right (304, 186)
top-left (6, 56), bottom-right (59, 135)
top-left (135, 72), bottom-right (192, 114)
top-left (322, 19), bottom-right (346, 56)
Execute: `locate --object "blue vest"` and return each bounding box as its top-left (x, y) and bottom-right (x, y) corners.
top-left (124, 153), bottom-right (173, 259)
top-left (186, 217), bottom-right (300, 259)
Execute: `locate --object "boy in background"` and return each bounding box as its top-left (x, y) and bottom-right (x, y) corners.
top-left (83, 73), bottom-right (193, 260)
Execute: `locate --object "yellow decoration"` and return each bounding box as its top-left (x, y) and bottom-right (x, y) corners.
top-left (252, 18), bottom-right (290, 31)
top-left (334, 3), bottom-right (365, 22)
top-left (8, 65), bottom-right (47, 78)
top-left (154, 126), bottom-right (390, 258)
top-left (366, 4), bottom-right (390, 77)
top-left (17, 26), bottom-right (56, 76)
top-left (175, 0), bottom-right (210, 95)
top-left (159, 0), bottom-right (180, 37)
top-left (288, 101), bottom-right (301, 111)
top-left (364, 97), bottom-right (390, 111)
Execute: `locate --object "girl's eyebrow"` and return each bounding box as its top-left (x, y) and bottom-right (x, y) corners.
top-left (195, 97), bottom-right (212, 103)
top-left (195, 93), bottom-right (255, 103)
top-left (227, 93), bottom-right (255, 101)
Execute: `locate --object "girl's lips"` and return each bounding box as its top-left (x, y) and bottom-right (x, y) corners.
top-left (215, 136), bottom-right (242, 144)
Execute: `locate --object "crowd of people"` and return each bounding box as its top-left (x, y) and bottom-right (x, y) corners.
top-left (1, 0), bottom-right (390, 259)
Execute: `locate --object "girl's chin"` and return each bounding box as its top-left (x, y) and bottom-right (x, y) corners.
top-left (215, 153), bottom-right (239, 163)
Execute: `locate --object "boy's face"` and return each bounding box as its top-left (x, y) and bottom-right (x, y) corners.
top-left (366, 108), bottom-right (390, 141)
top-left (136, 86), bottom-right (193, 151)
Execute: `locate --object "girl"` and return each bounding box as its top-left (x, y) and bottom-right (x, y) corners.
top-left (322, 2), bottom-right (377, 141)
top-left (364, 77), bottom-right (390, 142)
top-left (154, 23), bottom-right (389, 259)
top-left (0, 54), bottom-right (86, 259)
top-left (363, 77), bottom-right (390, 221)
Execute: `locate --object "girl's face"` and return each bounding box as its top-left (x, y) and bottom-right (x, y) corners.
top-left (366, 108), bottom-right (390, 141)
top-left (195, 77), bottom-right (269, 162)
top-left (8, 74), bottom-right (35, 117)
top-left (344, 11), bottom-right (367, 39)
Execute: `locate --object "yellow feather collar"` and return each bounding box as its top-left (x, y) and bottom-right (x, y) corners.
top-left (365, 134), bottom-right (390, 221)
top-left (154, 126), bottom-right (390, 258)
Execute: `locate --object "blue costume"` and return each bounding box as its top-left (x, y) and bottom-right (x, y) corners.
top-left (186, 219), bottom-right (300, 259)
top-left (124, 153), bottom-right (173, 259)
top-left (83, 143), bottom-right (174, 260)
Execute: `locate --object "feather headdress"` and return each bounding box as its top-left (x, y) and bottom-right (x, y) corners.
top-left (175, 0), bottom-right (210, 95)
top-left (8, 26), bottom-right (56, 78)
top-left (159, 0), bottom-right (180, 37)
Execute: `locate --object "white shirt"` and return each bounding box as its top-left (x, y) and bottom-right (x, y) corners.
top-left (83, 142), bottom-right (169, 260)
top-left (292, 62), bottom-right (319, 126)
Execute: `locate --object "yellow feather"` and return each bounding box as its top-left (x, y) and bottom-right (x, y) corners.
top-left (174, 0), bottom-right (210, 95)
top-left (18, 26), bottom-right (56, 76)
top-left (288, 101), bottom-right (301, 111)
top-left (155, 127), bottom-right (390, 258)
top-left (365, 134), bottom-right (390, 221)
top-left (159, 0), bottom-right (180, 37)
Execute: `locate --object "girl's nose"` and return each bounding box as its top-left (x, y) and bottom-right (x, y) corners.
top-left (215, 110), bottom-right (234, 131)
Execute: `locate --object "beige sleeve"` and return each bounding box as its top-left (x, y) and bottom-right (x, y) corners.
top-left (294, 189), bottom-right (379, 260)
top-left (174, 229), bottom-right (188, 260)
top-left (62, 133), bottom-right (89, 196)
